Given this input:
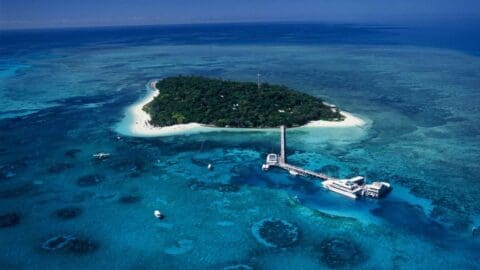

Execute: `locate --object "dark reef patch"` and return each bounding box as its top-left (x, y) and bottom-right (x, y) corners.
top-left (108, 158), bottom-right (147, 178)
top-left (47, 162), bottom-right (75, 174)
top-left (0, 213), bottom-right (20, 228)
top-left (317, 237), bottom-right (365, 268)
top-left (41, 235), bottom-right (99, 255)
top-left (251, 218), bottom-right (299, 248)
top-left (371, 200), bottom-right (445, 238)
top-left (64, 149), bottom-right (82, 158)
top-left (118, 195), bottom-right (142, 204)
top-left (53, 206), bottom-right (83, 220)
top-left (0, 160), bottom-right (27, 181)
top-left (188, 180), bottom-right (240, 193)
top-left (76, 174), bottom-right (105, 187)
top-left (0, 183), bottom-right (35, 199)
top-left (367, 171), bottom-right (477, 231)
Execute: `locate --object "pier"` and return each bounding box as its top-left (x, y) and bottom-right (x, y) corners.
top-left (277, 162), bottom-right (331, 180)
top-left (262, 125), bottom-right (333, 180)
top-left (279, 125), bottom-right (286, 164)
top-left (261, 125), bottom-right (391, 199)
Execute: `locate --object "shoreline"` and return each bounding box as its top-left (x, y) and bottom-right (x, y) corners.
top-left (115, 79), bottom-right (367, 137)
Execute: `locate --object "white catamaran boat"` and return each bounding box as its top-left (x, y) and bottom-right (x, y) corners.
top-left (322, 176), bottom-right (365, 199)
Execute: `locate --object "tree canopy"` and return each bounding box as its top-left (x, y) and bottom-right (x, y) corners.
top-left (143, 76), bottom-right (343, 128)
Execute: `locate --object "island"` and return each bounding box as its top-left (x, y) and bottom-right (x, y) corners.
top-left (143, 76), bottom-right (343, 128)
top-left (115, 76), bottom-right (365, 137)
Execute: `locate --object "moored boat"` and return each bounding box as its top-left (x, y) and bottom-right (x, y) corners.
top-left (92, 152), bottom-right (110, 160)
top-left (322, 176), bottom-right (365, 199)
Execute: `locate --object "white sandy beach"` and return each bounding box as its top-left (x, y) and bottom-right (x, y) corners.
top-left (115, 79), bottom-right (366, 137)
top-left (304, 111), bottom-right (365, 127)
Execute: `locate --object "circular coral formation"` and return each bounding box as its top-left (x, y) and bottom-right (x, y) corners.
top-left (317, 237), bottom-right (364, 268)
top-left (0, 213), bottom-right (20, 228)
top-left (42, 235), bottom-right (76, 251)
top-left (76, 174), bottom-right (105, 187)
top-left (251, 218), bottom-right (299, 248)
top-left (42, 235), bottom-right (99, 254)
top-left (54, 206), bottom-right (83, 220)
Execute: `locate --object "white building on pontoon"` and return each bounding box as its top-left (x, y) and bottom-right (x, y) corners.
top-left (362, 182), bottom-right (391, 198)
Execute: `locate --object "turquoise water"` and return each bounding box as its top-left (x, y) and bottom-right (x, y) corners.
top-left (1, 24), bottom-right (479, 269)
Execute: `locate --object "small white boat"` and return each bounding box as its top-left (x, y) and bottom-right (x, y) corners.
top-left (289, 170), bottom-right (299, 176)
top-left (292, 195), bottom-right (301, 203)
top-left (207, 164), bottom-right (213, 170)
top-left (262, 164), bottom-right (269, 171)
top-left (154, 210), bottom-right (164, 219)
top-left (93, 152), bottom-right (110, 160)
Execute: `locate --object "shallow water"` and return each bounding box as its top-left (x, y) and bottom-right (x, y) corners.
top-left (0, 24), bottom-right (479, 269)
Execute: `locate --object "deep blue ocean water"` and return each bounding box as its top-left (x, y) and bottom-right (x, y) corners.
top-left (0, 23), bottom-right (479, 269)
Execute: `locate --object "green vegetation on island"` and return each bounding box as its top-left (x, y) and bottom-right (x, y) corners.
top-left (143, 76), bottom-right (343, 128)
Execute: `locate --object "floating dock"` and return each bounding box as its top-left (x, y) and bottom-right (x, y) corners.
top-left (262, 125), bottom-right (391, 199)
